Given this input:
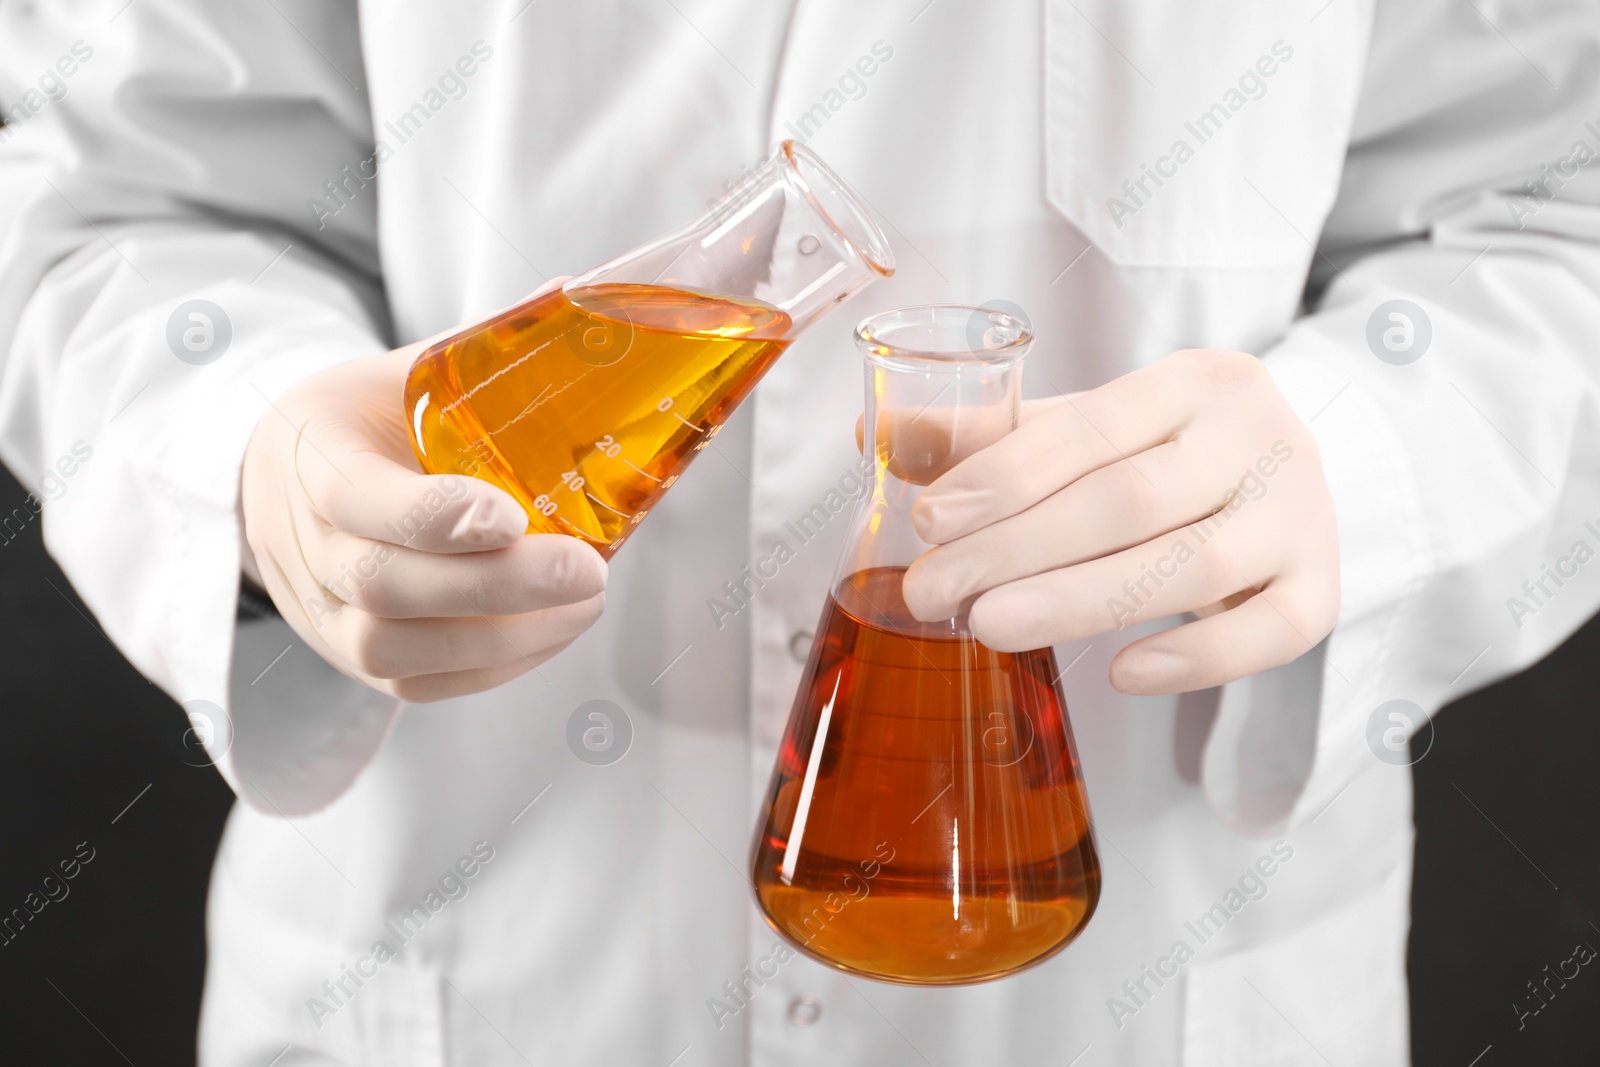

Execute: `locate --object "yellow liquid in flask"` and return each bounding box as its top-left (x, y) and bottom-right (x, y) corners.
top-left (405, 283), bottom-right (792, 556)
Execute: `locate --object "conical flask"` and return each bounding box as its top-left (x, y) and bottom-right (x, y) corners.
top-left (751, 305), bottom-right (1101, 985)
top-left (404, 141), bottom-right (894, 557)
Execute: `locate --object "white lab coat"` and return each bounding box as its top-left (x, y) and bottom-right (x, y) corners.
top-left (3, 1), bottom-right (1599, 1063)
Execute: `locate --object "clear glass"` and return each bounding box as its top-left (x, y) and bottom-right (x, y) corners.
top-left (751, 305), bottom-right (1101, 985)
top-left (404, 141), bottom-right (894, 558)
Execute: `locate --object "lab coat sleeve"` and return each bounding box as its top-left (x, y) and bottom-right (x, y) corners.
top-left (1201, 0), bottom-right (1600, 833)
top-left (0, 1), bottom-right (401, 815)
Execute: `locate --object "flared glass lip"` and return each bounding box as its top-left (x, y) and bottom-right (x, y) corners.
top-left (781, 140), bottom-right (896, 279)
top-left (854, 304), bottom-right (1034, 371)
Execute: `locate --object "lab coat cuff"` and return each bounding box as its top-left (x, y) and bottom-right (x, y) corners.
top-left (74, 332), bottom-right (402, 817)
top-left (200, 343), bottom-right (401, 817)
top-left (1198, 341), bottom-right (1433, 835)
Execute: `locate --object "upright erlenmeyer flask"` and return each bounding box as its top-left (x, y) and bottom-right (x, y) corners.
top-left (751, 305), bottom-right (1101, 985)
top-left (404, 141), bottom-right (894, 557)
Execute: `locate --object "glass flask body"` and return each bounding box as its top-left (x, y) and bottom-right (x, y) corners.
top-left (404, 141), bottom-right (893, 558)
top-left (751, 306), bottom-right (1101, 985)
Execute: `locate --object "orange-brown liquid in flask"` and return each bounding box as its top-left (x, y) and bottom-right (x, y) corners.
top-left (405, 283), bottom-right (791, 556)
top-left (752, 566), bottom-right (1101, 985)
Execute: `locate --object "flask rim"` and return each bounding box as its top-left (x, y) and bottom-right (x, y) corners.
top-left (780, 140), bottom-right (896, 279)
top-left (854, 304), bottom-right (1034, 371)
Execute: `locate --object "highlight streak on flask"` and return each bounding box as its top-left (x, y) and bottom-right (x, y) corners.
top-left (779, 672), bottom-right (842, 887)
top-left (951, 818), bottom-right (961, 922)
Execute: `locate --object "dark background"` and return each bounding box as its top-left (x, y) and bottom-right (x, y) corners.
top-left (0, 460), bottom-right (1595, 1064)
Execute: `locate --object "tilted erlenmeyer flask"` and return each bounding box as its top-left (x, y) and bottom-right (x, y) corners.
top-left (404, 141), bottom-right (894, 557)
top-left (751, 305), bottom-right (1101, 984)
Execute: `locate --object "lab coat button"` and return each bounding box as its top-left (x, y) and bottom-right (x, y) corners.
top-left (788, 630), bottom-right (814, 664)
top-left (786, 994), bottom-right (822, 1027)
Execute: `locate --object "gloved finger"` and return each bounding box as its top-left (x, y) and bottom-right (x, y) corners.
top-left (304, 528), bottom-right (606, 619)
top-left (850, 396), bottom-right (1077, 456)
top-left (248, 540), bottom-right (591, 699)
top-left (911, 357), bottom-right (1217, 543)
top-left (295, 416), bottom-right (528, 553)
top-left (1107, 574), bottom-right (1337, 695)
top-left (1019, 394), bottom-right (1078, 423)
top-left (850, 405), bottom-right (1015, 486)
top-left (321, 594), bottom-right (606, 680)
top-left (252, 522), bottom-right (350, 636)
top-left (905, 440), bottom-right (1243, 620)
top-left (381, 638), bottom-right (582, 704)
top-left (965, 510), bottom-right (1278, 652)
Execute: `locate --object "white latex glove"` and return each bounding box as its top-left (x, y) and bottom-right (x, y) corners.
top-left (902, 348), bottom-right (1339, 696)
top-left (240, 283), bottom-right (607, 702)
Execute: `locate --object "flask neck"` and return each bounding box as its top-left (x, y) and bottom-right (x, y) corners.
top-left (864, 359), bottom-right (1021, 493)
top-left (834, 306), bottom-right (1030, 595)
top-left (569, 141), bottom-right (893, 339)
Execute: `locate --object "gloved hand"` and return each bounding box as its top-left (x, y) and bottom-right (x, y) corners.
top-left (240, 282), bottom-right (607, 702)
top-left (902, 348), bottom-right (1339, 696)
